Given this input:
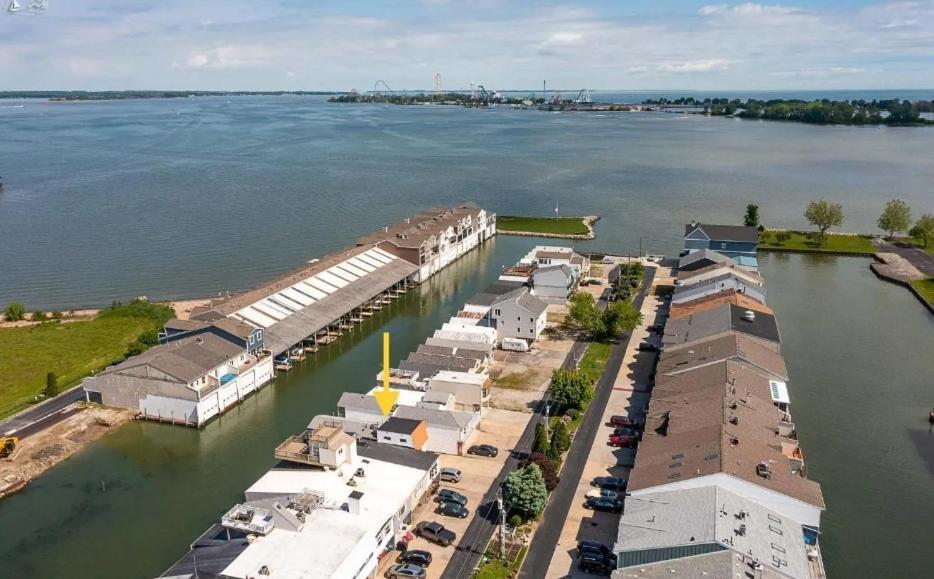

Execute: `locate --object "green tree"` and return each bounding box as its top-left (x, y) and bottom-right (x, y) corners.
top-left (502, 464), bottom-right (548, 521)
top-left (549, 368), bottom-right (593, 412)
top-left (602, 300), bottom-right (643, 338)
top-left (528, 453), bottom-right (560, 491)
top-left (804, 199), bottom-right (844, 245)
top-left (4, 301), bottom-right (26, 322)
top-left (45, 372), bottom-right (58, 397)
top-left (877, 198), bottom-right (912, 238)
top-left (567, 292), bottom-right (602, 335)
top-left (532, 423), bottom-right (548, 455)
top-left (909, 214), bottom-right (934, 248)
top-left (550, 420), bottom-right (572, 454)
top-left (744, 203), bottom-right (760, 227)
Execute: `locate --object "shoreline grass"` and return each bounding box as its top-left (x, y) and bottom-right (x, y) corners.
top-left (0, 302), bottom-right (173, 419)
top-left (909, 278), bottom-right (934, 306)
top-left (497, 216), bottom-right (590, 236)
top-left (758, 230), bottom-right (875, 254)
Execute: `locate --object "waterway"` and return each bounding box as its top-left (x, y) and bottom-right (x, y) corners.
top-left (758, 253), bottom-right (934, 578)
top-left (1, 94), bottom-right (933, 309)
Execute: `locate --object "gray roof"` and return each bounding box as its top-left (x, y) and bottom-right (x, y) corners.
top-left (102, 333), bottom-right (244, 383)
top-left (467, 280), bottom-right (527, 307)
top-left (615, 486), bottom-right (811, 579)
top-left (212, 317), bottom-right (256, 340)
top-left (673, 273), bottom-right (766, 299)
top-left (662, 304), bottom-right (781, 349)
top-left (402, 352), bottom-right (478, 373)
top-left (378, 416), bottom-right (423, 435)
top-left (417, 344), bottom-right (456, 357)
top-left (533, 264), bottom-right (574, 281)
top-left (454, 348), bottom-right (490, 362)
top-left (612, 550), bottom-right (783, 579)
top-left (394, 405), bottom-right (477, 430)
top-left (337, 392), bottom-right (382, 413)
top-left (356, 440), bottom-right (440, 472)
top-left (685, 223), bottom-right (759, 243)
top-left (678, 249), bottom-right (734, 269)
top-left (491, 287), bottom-right (548, 317)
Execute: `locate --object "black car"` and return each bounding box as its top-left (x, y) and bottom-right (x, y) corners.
top-left (637, 342), bottom-right (659, 352)
top-left (415, 521), bottom-right (457, 546)
top-left (584, 496), bottom-right (623, 513)
top-left (436, 488), bottom-right (468, 506)
top-left (647, 324), bottom-right (664, 333)
top-left (399, 549), bottom-right (432, 567)
top-left (468, 444), bottom-right (499, 457)
top-left (578, 540), bottom-right (612, 559)
top-left (578, 552), bottom-right (613, 575)
top-left (437, 500), bottom-right (470, 518)
top-left (612, 427), bottom-right (640, 438)
top-left (592, 476), bottom-right (628, 491)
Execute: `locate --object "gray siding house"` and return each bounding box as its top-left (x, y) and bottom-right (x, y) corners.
top-left (684, 223), bottom-right (759, 258)
top-left (488, 288), bottom-right (548, 342)
top-left (531, 264), bottom-right (576, 303)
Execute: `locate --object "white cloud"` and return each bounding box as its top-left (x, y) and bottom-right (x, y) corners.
top-left (658, 59), bottom-right (731, 73)
top-left (699, 3), bottom-right (804, 17)
top-left (182, 46), bottom-right (271, 70)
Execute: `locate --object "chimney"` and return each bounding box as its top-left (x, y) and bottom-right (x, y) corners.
top-left (383, 226), bottom-right (389, 233)
top-left (346, 490), bottom-right (363, 515)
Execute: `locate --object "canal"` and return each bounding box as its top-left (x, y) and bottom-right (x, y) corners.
top-left (758, 253), bottom-right (934, 578)
top-left (0, 245), bottom-right (930, 578)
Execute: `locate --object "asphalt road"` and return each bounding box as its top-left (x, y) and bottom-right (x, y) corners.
top-left (0, 386), bottom-right (86, 438)
top-left (440, 339), bottom-right (589, 579)
top-left (520, 267), bottom-right (656, 578)
top-left (877, 240), bottom-right (934, 277)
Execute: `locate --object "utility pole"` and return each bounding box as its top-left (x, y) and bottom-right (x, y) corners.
top-left (496, 487), bottom-right (506, 558)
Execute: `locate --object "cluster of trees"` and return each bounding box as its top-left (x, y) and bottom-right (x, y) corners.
top-left (799, 198), bottom-right (933, 245)
top-left (0, 91), bottom-right (336, 101)
top-left (329, 92), bottom-right (541, 107)
top-left (612, 262), bottom-right (644, 302)
top-left (744, 204), bottom-right (760, 228)
top-left (3, 302), bottom-right (65, 322)
top-left (567, 292), bottom-right (642, 340)
top-left (502, 463), bottom-right (549, 521)
top-left (691, 98), bottom-right (932, 126)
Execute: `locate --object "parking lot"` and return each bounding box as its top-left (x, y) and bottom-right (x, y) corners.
top-left (377, 408), bottom-right (532, 577)
top-left (545, 266), bottom-right (673, 578)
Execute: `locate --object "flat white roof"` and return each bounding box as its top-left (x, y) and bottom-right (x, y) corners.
top-left (366, 385), bottom-right (425, 408)
top-left (230, 453), bottom-right (429, 579)
top-left (769, 380), bottom-right (791, 405)
top-left (430, 370), bottom-right (488, 385)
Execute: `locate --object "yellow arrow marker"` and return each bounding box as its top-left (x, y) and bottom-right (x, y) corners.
top-left (373, 331), bottom-right (399, 416)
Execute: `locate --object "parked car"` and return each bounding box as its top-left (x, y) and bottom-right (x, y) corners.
top-left (437, 501), bottom-right (470, 518)
top-left (578, 551), bottom-right (613, 575)
top-left (578, 540), bottom-right (613, 559)
top-left (647, 324), bottom-right (663, 333)
top-left (415, 521), bottom-right (457, 546)
top-left (612, 427), bottom-right (640, 438)
top-left (637, 342), bottom-right (659, 352)
top-left (387, 563), bottom-right (427, 579)
top-left (436, 489), bottom-right (468, 506)
top-left (609, 415), bottom-right (641, 428)
top-left (398, 550), bottom-right (432, 567)
top-left (608, 434), bottom-right (637, 448)
top-left (585, 489), bottom-right (620, 501)
top-left (468, 444), bottom-right (499, 457)
top-left (585, 496), bottom-right (623, 513)
top-left (439, 467), bottom-right (462, 483)
top-left (592, 476), bottom-right (628, 491)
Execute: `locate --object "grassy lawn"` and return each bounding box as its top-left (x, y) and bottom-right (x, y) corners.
top-left (910, 278), bottom-right (934, 305)
top-left (497, 216), bottom-right (590, 236)
top-left (758, 230), bottom-right (875, 254)
top-left (475, 545), bottom-right (528, 579)
top-left (579, 341), bottom-right (612, 384)
top-left (0, 302), bottom-right (173, 419)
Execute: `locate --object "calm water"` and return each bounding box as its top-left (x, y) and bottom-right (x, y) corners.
top-left (1, 95), bottom-right (933, 309)
top-left (0, 97), bottom-right (932, 578)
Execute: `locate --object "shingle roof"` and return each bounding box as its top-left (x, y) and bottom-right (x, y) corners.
top-left (393, 405), bottom-right (477, 430)
top-left (657, 333), bottom-right (788, 380)
top-left (101, 333), bottom-right (245, 383)
top-left (678, 262), bottom-right (763, 285)
top-left (378, 416), bottom-right (423, 435)
top-left (678, 249), bottom-right (734, 268)
top-left (491, 287), bottom-right (548, 317)
top-left (685, 223), bottom-right (759, 243)
top-left (337, 392), bottom-right (381, 413)
top-left (669, 290), bottom-right (774, 319)
top-left (355, 440), bottom-right (440, 472)
top-left (662, 304), bottom-right (781, 349)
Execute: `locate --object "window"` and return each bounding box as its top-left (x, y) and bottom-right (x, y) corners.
top-left (529, 328), bottom-right (534, 334)
top-left (517, 316), bottom-right (521, 321)
top-left (768, 525), bottom-right (783, 536)
top-left (529, 317), bottom-right (534, 323)
top-left (771, 543), bottom-right (786, 554)
top-left (494, 308), bottom-right (501, 317)
top-left (768, 514), bottom-right (782, 524)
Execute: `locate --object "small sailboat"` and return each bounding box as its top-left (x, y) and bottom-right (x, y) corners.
top-left (8, 0), bottom-right (22, 13)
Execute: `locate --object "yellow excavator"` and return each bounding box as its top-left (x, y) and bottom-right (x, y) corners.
top-left (0, 436), bottom-right (19, 458)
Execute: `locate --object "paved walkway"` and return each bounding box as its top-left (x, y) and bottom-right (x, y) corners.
top-left (520, 266), bottom-right (659, 579)
top-left (874, 240), bottom-right (934, 278)
top-left (871, 252), bottom-right (925, 283)
top-left (0, 386), bottom-right (86, 438)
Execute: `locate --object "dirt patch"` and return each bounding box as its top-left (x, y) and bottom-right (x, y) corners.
top-left (0, 405), bottom-right (134, 499)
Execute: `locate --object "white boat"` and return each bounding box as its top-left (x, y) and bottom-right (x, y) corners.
top-left (8, 0), bottom-right (21, 13)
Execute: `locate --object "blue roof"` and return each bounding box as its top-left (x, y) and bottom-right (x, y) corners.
top-left (734, 256), bottom-right (758, 266)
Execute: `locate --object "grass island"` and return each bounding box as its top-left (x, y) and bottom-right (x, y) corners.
top-left (496, 215), bottom-right (597, 239)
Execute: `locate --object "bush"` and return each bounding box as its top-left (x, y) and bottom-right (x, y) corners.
top-left (4, 302), bottom-right (26, 322)
top-left (529, 453), bottom-right (560, 491)
top-left (32, 310), bottom-right (48, 322)
top-left (51, 311), bottom-right (64, 320)
top-left (549, 368), bottom-right (594, 413)
top-left (125, 341), bottom-right (147, 357)
top-left (45, 372), bottom-right (58, 397)
top-left (138, 329), bottom-right (160, 346)
top-left (532, 423), bottom-right (548, 454)
top-left (509, 514), bottom-right (523, 528)
top-left (566, 408), bottom-right (581, 421)
top-left (550, 420), bottom-right (572, 454)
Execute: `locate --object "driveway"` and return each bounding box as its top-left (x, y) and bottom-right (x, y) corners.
top-left (876, 240), bottom-right (934, 277)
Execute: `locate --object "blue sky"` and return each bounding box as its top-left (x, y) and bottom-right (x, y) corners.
top-left (2, 1), bottom-right (933, 90)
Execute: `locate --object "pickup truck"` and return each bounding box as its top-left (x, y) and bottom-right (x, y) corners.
top-left (415, 521), bottom-right (457, 546)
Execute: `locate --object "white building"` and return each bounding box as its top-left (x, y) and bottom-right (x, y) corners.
top-left (161, 425), bottom-right (440, 579)
top-left (519, 245), bottom-right (590, 277)
top-left (672, 273), bottom-right (767, 305)
top-left (84, 327), bottom-right (273, 427)
top-left (531, 264), bottom-right (577, 303)
top-left (427, 370), bottom-right (491, 412)
top-left (488, 287), bottom-right (548, 343)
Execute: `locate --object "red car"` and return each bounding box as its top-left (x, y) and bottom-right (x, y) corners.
top-left (608, 434), bottom-right (637, 448)
top-left (609, 415), bottom-right (640, 428)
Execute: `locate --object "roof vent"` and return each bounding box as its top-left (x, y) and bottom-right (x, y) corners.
top-left (757, 461), bottom-right (773, 479)
top-left (729, 415), bottom-right (739, 425)
top-left (742, 310), bottom-right (756, 322)
top-left (196, 337), bottom-right (204, 344)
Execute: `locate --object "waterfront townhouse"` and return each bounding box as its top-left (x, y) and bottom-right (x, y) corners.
top-left (359, 204), bottom-right (496, 283)
top-left (678, 248), bottom-right (736, 272)
top-left (661, 302), bottom-right (781, 351)
top-left (530, 264), bottom-right (577, 303)
top-left (84, 329), bottom-right (273, 426)
top-left (656, 333), bottom-right (788, 381)
top-left (683, 222), bottom-right (759, 259)
top-left (160, 422), bottom-right (440, 579)
top-left (487, 287), bottom-right (548, 343)
top-left (518, 245), bottom-right (590, 277)
top-left (676, 261), bottom-right (764, 288)
top-left (669, 289), bottom-right (774, 319)
top-left (672, 272), bottom-right (767, 305)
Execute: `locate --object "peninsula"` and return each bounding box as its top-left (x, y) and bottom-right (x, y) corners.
top-left (497, 215), bottom-right (598, 239)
